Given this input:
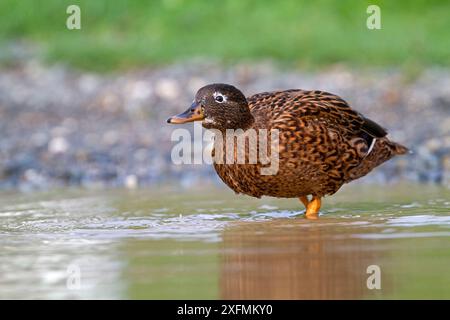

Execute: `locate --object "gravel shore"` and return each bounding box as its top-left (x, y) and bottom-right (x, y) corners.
top-left (1, 60), bottom-right (449, 190)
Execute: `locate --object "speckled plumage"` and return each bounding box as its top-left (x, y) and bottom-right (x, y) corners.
top-left (168, 83), bottom-right (408, 217)
top-left (213, 88), bottom-right (407, 198)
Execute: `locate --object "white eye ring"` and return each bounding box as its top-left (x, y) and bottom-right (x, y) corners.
top-left (213, 92), bottom-right (226, 103)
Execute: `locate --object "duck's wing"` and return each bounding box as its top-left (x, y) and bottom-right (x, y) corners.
top-left (249, 89), bottom-right (387, 140)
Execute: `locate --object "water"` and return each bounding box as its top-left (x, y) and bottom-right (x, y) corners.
top-left (0, 184), bottom-right (449, 299)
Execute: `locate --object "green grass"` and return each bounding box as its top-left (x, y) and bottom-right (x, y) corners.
top-left (0, 0), bottom-right (449, 71)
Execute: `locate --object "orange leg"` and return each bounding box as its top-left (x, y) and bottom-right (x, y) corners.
top-left (299, 196), bottom-right (310, 208)
top-left (305, 196), bottom-right (321, 220)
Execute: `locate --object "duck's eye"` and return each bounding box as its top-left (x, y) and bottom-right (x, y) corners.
top-left (215, 95), bottom-right (224, 103)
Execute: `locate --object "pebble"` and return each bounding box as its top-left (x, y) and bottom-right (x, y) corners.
top-left (124, 175), bottom-right (138, 189)
top-left (48, 137), bottom-right (69, 154)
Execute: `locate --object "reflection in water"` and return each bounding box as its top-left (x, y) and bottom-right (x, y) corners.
top-left (0, 236), bottom-right (124, 299)
top-left (0, 196), bottom-right (125, 299)
top-left (0, 186), bottom-right (449, 299)
top-left (220, 219), bottom-right (386, 299)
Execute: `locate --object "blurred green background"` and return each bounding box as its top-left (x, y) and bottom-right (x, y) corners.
top-left (0, 0), bottom-right (448, 71)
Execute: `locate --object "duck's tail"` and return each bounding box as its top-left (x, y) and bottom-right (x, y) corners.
top-left (389, 140), bottom-right (409, 155)
top-left (347, 137), bottom-right (408, 181)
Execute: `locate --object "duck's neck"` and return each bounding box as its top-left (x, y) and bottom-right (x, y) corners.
top-left (237, 111), bottom-right (255, 131)
top-left (221, 110), bottom-right (255, 132)
top-left (203, 106), bottom-right (255, 132)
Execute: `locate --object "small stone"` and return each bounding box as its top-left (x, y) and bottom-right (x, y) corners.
top-left (155, 78), bottom-right (179, 100)
top-left (78, 74), bottom-right (100, 93)
top-left (103, 131), bottom-right (119, 146)
top-left (129, 80), bottom-right (152, 100)
top-left (124, 174), bottom-right (138, 189)
top-left (48, 137), bottom-right (69, 154)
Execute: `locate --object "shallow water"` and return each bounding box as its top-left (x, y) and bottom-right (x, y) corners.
top-left (0, 184), bottom-right (449, 299)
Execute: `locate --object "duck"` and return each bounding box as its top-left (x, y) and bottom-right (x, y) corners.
top-left (167, 83), bottom-right (408, 219)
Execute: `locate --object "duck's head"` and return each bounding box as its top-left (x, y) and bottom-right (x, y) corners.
top-left (167, 83), bottom-right (254, 130)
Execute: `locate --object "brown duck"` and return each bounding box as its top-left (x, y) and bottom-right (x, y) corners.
top-left (167, 83), bottom-right (408, 219)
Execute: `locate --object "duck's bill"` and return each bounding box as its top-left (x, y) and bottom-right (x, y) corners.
top-left (167, 102), bottom-right (205, 124)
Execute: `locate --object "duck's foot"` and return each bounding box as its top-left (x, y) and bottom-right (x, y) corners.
top-left (299, 196), bottom-right (321, 220)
